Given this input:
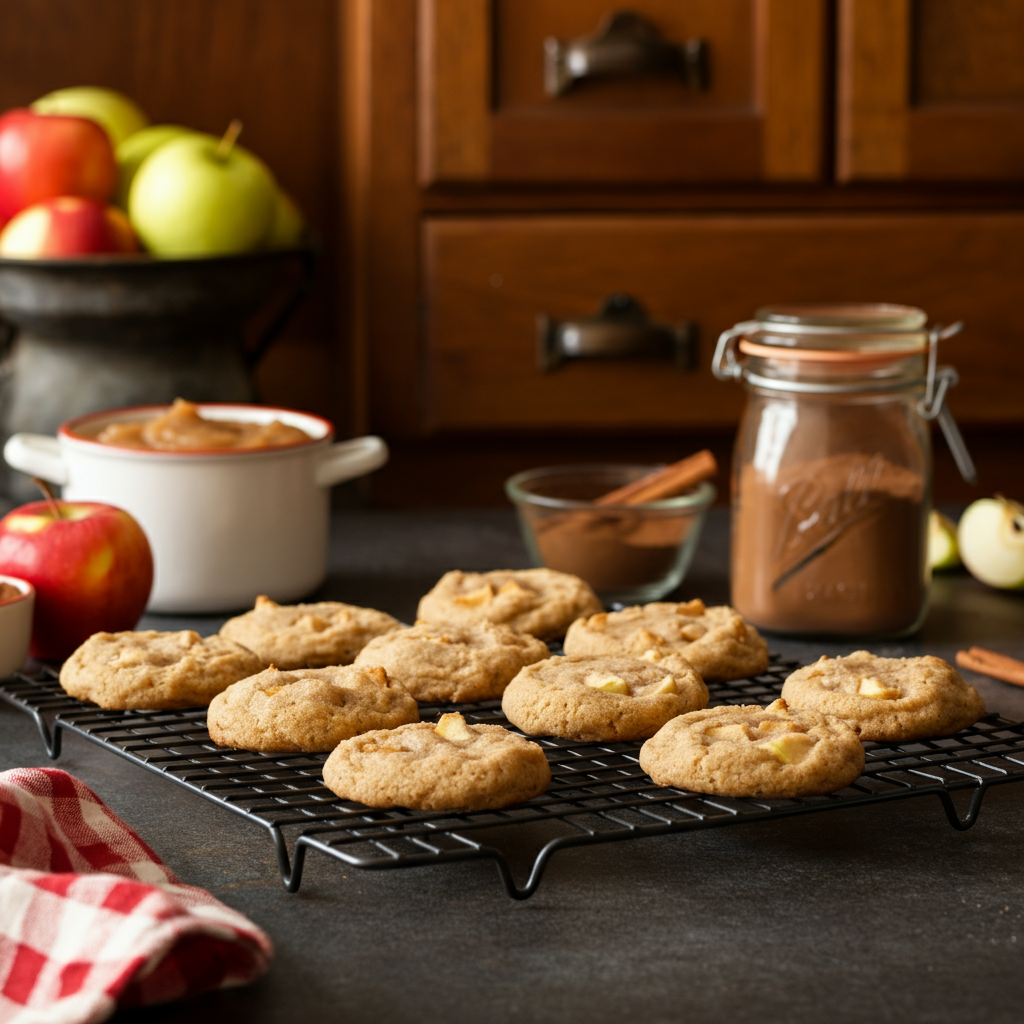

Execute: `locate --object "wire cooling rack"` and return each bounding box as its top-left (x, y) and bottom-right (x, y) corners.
top-left (4, 658), bottom-right (1024, 899)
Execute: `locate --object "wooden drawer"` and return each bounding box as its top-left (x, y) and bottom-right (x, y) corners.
top-left (419, 0), bottom-right (826, 184)
top-left (422, 212), bottom-right (1024, 432)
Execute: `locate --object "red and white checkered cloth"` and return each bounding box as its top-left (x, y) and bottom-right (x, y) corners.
top-left (0, 767), bottom-right (273, 1024)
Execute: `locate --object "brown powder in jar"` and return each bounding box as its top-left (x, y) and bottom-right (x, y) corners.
top-left (731, 452), bottom-right (926, 635)
top-left (0, 582), bottom-right (23, 604)
top-left (530, 511), bottom-right (692, 591)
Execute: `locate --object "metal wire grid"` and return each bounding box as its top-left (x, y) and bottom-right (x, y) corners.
top-left (3, 658), bottom-right (1024, 899)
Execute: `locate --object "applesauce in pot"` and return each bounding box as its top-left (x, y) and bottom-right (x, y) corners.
top-left (83, 398), bottom-right (312, 451)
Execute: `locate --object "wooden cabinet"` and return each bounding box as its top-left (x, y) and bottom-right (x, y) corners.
top-left (347, 0), bottom-right (1024, 504)
top-left (1, 0), bottom-right (1020, 506)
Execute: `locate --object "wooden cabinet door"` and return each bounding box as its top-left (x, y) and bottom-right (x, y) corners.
top-left (837, 0), bottom-right (1024, 180)
top-left (419, 0), bottom-right (826, 184)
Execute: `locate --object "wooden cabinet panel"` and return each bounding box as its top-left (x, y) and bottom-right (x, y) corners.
top-left (423, 213), bottom-right (1024, 432)
top-left (838, 0), bottom-right (1024, 181)
top-left (419, 0), bottom-right (826, 184)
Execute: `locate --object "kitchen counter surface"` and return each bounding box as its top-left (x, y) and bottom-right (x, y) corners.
top-left (3, 508), bottom-right (1024, 1024)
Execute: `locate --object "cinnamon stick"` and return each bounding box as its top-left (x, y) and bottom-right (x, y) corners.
top-left (595, 449), bottom-right (717, 507)
top-left (955, 646), bottom-right (1024, 688)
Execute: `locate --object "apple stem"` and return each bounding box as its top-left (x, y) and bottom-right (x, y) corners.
top-left (31, 477), bottom-right (63, 520)
top-left (216, 119), bottom-right (243, 161)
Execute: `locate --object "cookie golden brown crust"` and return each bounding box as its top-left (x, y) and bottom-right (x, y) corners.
top-left (219, 595), bottom-right (400, 669)
top-left (780, 651), bottom-right (986, 742)
top-left (354, 621), bottom-right (550, 702)
top-left (501, 653), bottom-right (708, 742)
top-left (563, 600), bottom-right (769, 683)
top-left (207, 665), bottom-right (419, 752)
top-left (416, 568), bottom-right (602, 641)
top-left (639, 698), bottom-right (865, 798)
top-left (59, 630), bottom-right (265, 710)
top-left (322, 714), bottom-right (551, 811)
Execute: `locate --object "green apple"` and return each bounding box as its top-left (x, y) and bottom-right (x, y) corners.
top-left (114, 124), bottom-right (193, 208)
top-left (128, 128), bottom-right (276, 257)
top-left (958, 495), bottom-right (1024, 590)
top-left (264, 187), bottom-right (305, 248)
top-left (31, 86), bottom-right (148, 147)
top-left (927, 509), bottom-right (961, 570)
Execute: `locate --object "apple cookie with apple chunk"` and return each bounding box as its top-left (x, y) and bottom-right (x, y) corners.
top-left (323, 712), bottom-right (551, 811)
top-left (502, 653), bottom-right (707, 742)
top-left (563, 600), bottom-right (769, 683)
top-left (354, 621), bottom-right (549, 703)
top-left (780, 651), bottom-right (986, 742)
top-left (639, 698), bottom-right (865, 798)
top-left (207, 664), bottom-right (418, 753)
top-left (416, 568), bottom-right (602, 641)
top-left (59, 630), bottom-right (265, 710)
top-left (219, 595), bottom-right (400, 670)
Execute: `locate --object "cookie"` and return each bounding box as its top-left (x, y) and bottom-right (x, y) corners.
top-left (563, 599), bottom-right (769, 682)
top-left (59, 630), bottom-right (265, 710)
top-left (207, 664), bottom-right (419, 752)
top-left (780, 651), bottom-right (986, 742)
top-left (219, 595), bottom-right (400, 669)
top-left (501, 653), bottom-right (708, 742)
top-left (639, 698), bottom-right (865, 798)
top-left (322, 712), bottom-right (551, 811)
top-left (354, 621), bottom-right (550, 703)
top-left (416, 568), bottom-right (602, 641)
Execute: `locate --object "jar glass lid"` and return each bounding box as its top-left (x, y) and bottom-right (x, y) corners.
top-left (747, 302), bottom-right (928, 354)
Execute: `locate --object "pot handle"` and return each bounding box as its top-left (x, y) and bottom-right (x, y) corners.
top-left (315, 435), bottom-right (389, 487)
top-left (4, 434), bottom-right (68, 486)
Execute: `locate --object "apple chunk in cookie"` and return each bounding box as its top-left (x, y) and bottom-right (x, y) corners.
top-left (322, 713), bottom-right (551, 811)
top-left (502, 653), bottom-right (708, 742)
top-left (639, 698), bottom-right (865, 798)
top-left (780, 651), bottom-right (986, 742)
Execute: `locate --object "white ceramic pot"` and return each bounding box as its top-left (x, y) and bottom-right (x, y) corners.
top-left (3, 404), bottom-right (388, 614)
top-left (0, 575), bottom-right (34, 677)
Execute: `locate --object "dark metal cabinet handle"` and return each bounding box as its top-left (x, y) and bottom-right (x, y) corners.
top-left (537, 294), bottom-right (697, 372)
top-left (545, 11), bottom-right (708, 97)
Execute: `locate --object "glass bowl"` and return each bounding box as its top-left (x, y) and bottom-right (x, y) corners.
top-left (505, 464), bottom-right (716, 606)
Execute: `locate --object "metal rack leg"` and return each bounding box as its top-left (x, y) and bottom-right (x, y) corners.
top-left (937, 784), bottom-right (989, 831)
top-left (33, 713), bottom-right (62, 759)
top-left (276, 832), bottom-right (307, 892)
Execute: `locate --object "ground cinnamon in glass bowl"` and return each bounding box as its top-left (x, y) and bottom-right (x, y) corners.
top-left (505, 465), bottom-right (715, 605)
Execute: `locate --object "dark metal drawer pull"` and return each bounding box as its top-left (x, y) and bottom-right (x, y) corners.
top-left (544, 11), bottom-right (708, 97)
top-left (537, 293), bottom-right (697, 372)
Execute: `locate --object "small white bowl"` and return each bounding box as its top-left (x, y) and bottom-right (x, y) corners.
top-left (0, 575), bottom-right (34, 678)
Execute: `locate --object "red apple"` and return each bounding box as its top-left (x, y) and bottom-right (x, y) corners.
top-left (0, 108), bottom-right (116, 224)
top-left (0, 196), bottom-right (139, 257)
top-left (0, 500), bottom-right (153, 661)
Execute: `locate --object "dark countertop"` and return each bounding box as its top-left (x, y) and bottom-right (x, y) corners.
top-left (3, 508), bottom-right (1024, 1024)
